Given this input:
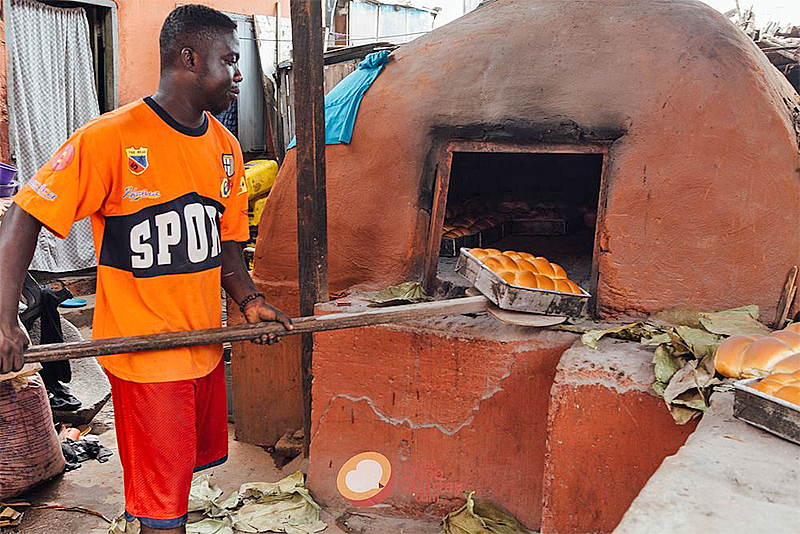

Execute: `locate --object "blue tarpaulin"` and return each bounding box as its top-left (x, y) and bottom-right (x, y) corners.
top-left (287, 50), bottom-right (390, 149)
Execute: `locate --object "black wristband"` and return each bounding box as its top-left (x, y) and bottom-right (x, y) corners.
top-left (239, 292), bottom-right (265, 313)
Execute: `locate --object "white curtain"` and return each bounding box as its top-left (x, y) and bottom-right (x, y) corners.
top-left (9, 0), bottom-right (99, 272)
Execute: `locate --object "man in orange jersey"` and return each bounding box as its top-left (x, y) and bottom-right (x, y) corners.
top-left (0, 5), bottom-right (292, 533)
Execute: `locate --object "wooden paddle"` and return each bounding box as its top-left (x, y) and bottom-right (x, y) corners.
top-left (24, 296), bottom-right (491, 364)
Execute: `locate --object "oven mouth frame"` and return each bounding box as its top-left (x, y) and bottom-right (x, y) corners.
top-left (423, 140), bottom-right (612, 316)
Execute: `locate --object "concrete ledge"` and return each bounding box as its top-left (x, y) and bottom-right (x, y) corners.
top-left (542, 339), bottom-right (697, 534)
top-left (614, 391), bottom-right (800, 534)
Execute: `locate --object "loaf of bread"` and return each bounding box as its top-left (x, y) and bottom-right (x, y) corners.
top-left (740, 337), bottom-right (796, 377)
top-left (774, 385), bottom-right (800, 406)
top-left (714, 335), bottom-right (760, 379)
top-left (469, 248), bottom-right (583, 295)
top-left (714, 323), bottom-right (800, 379)
top-left (773, 353), bottom-right (800, 374)
top-left (751, 372), bottom-right (798, 395)
top-left (751, 372), bottom-right (800, 407)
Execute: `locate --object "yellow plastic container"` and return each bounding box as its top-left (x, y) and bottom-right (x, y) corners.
top-left (250, 196), bottom-right (269, 227)
top-left (244, 159), bottom-right (278, 201)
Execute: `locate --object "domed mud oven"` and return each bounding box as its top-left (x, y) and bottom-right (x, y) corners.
top-left (231, 0), bottom-right (800, 532)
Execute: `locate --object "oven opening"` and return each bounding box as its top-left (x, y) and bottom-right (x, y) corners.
top-left (436, 150), bottom-right (604, 308)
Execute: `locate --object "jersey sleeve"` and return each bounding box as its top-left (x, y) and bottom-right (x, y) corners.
top-left (220, 144), bottom-right (250, 243)
top-left (13, 130), bottom-right (108, 239)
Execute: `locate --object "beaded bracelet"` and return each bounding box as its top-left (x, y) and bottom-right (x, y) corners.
top-left (239, 292), bottom-right (265, 313)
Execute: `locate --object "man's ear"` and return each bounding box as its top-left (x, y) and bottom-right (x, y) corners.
top-left (179, 47), bottom-right (198, 72)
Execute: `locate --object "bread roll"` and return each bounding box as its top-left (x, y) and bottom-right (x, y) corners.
top-left (498, 271), bottom-right (517, 285)
top-left (515, 271), bottom-right (539, 288)
top-left (491, 254), bottom-right (518, 271)
top-left (503, 251), bottom-right (523, 259)
top-left (752, 375), bottom-right (794, 395)
top-left (784, 322), bottom-right (800, 334)
top-left (514, 258), bottom-right (538, 273)
top-left (535, 274), bottom-right (556, 291)
top-left (518, 252), bottom-right (536, 261)
top-left (567, 280), bottom-right (583, 295)
top-left (714, 334), bottom-right (760, 378)
top-left (753, 372), bottom-right (797, 390)
top-left (774, 385), bottom-right (800, 406)
top-left (551, 263), bottom-right (567, 280)
top-left (741, 337), bottom-right (795, 378)
top-left (482, 257), bottom-right (504, 272)
top-left (772, 353), bottom-right (800, 374)
top-left (484, 248), bottom-right (501, 255)
top-left (532, 258), bottom-right (555, 277)
top-left (554, 279), bottom-right (573, 293)
top-left (769, 330), bottom-right (800, 351)
top-left (470, 249), bottom-right (491, 260)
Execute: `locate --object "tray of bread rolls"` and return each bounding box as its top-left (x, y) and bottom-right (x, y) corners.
top-left (715, 322), bottom-right (800, 444)
top-left (733, 375), bottom-right (800, 445)
top-left (455, 247), bottom-right (590, 317)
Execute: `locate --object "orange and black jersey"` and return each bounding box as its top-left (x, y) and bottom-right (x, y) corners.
top-left (15, 97), bottom-right (249, 383)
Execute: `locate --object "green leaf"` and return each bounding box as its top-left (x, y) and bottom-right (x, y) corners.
top-left (369, 282), bottom-right (432, 307)
top-left (108, 516), bottom-right (141, 534)
top-left (188, 475), bottom-right (224, 513)
top-left (653, 345), bottom-right (681, 383)
top-left (439, 491), bottom-right (528, 534)
top-left (580, 322), bottom-right (661, 348)
top-left (662, 360), bottom-right (700, 404)
top-left (668, 404), bottom-right (701, 425)
top-left (186, 518), bottom-right (233, 534)
top-left (652, 380), bottom-right (667, 397)
top-left (699, 306), bottom-right (770, 336)
top-left (674, 326), bottom-right (722, 360)
top-left (671, 389), bottom-right (708, 411)
top-left (641, 333), bottom-right (672, 346)
top-left (648, 307), bottom-right (704, 329)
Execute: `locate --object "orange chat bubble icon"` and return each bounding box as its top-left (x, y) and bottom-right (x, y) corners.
top-left (336, 452), bottom-right (394, 506)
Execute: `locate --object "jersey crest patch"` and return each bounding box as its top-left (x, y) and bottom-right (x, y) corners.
top-left (222, 154), bottom-right (234, 177)
top-left (221, 177), bottom-right (233, 198)
top-left (238, 175), bottom-right (248, 195)
top-left (127, 147), bottom-right (149, 175)
top-left (51, 143), bottom-right (75, 171)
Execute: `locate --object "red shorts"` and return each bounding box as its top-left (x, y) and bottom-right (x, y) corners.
top-left (107, 358), bottom-right (228, 529)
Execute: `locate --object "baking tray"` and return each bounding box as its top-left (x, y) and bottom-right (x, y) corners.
top-left (439, 223), bottom-right (507, 257)
top-left (455, 248), bottom-right (590, 317)
top-left (733, 378), bottom-right (800, 445)
top-left (511, 217), bottom-right (567, 236)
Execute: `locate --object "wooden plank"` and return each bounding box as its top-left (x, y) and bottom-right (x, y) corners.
top-left (773, 266), bottom-right (798, 329)
top-left (448, 140), bottom-right (610, 155)
top-left (423, 145), bottom-right (453, 292)
top-left (291, 0), bottom-right (328, 457)
top-left (23, 297), bottom-right (490, 364)
top-left (323, 61), bottom-right (358, 93)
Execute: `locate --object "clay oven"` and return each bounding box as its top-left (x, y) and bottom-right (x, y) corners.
top-left (255, 0), bottom-right (800, 319)
top-left (236, 0), bottom-right (800, 531)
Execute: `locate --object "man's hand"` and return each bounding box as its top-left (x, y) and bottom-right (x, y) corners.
top-left (0, 320), bottom-right (29, 374)
top-left (242, 297), bottom-right (293, 345)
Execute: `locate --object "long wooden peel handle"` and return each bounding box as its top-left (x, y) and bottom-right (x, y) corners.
top-left (23, 296), bottom-right (490, 363)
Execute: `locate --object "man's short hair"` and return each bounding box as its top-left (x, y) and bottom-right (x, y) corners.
top-left (159, 4), bottom-right (237, 70)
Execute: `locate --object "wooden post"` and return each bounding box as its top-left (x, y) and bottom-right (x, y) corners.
top-left (290, 0), bottom-right (328, 457)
